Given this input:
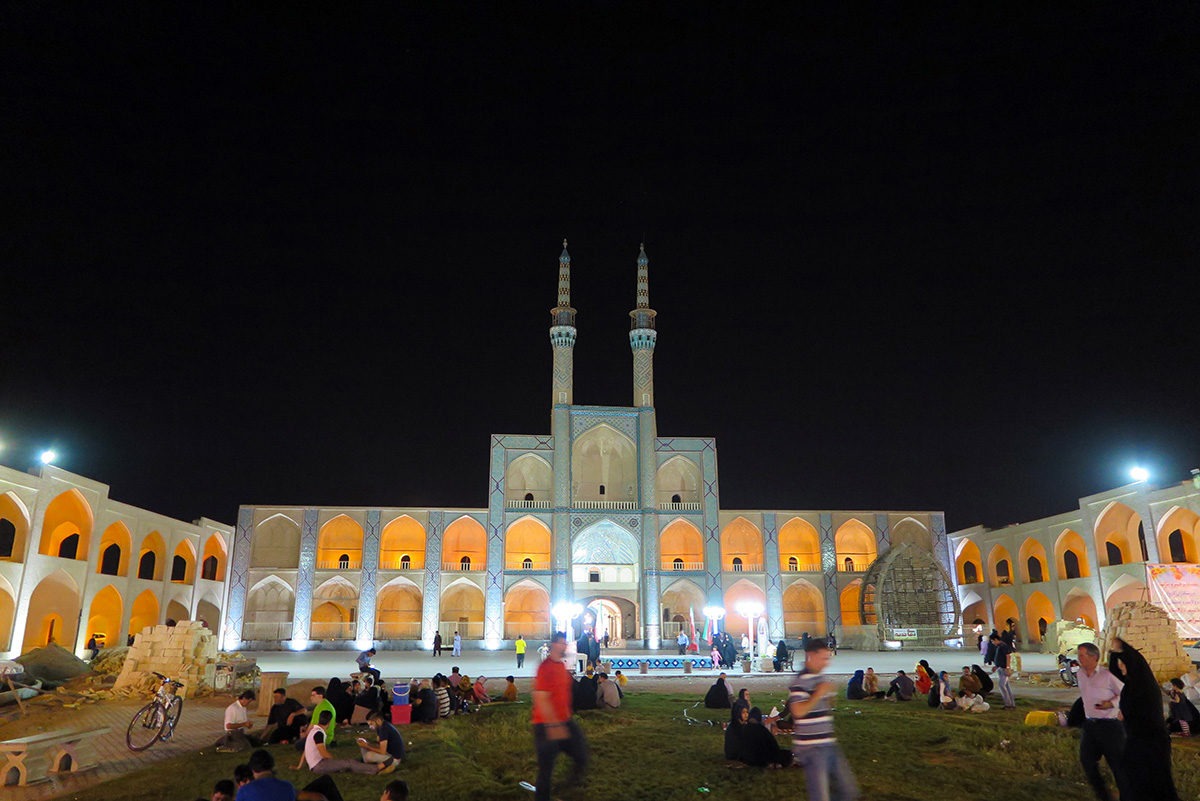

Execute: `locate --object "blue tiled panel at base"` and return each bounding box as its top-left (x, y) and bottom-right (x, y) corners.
top-left (607, 656), bottom-right (714, 670)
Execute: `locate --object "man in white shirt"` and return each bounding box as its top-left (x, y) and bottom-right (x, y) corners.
top-left (216, 690), bottom-right (261, 752)
top-left (1075, 642), bottom-right (1128, 801)
top-left (295, 710), bottom-right (396, 775)
top-left (452, 630), bottom-right (462, 657)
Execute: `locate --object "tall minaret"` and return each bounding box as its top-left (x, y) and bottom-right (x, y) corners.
top-left (629, 244), bottom-right (656, 407)
top-left (549, 240), bottom-right (576, 409)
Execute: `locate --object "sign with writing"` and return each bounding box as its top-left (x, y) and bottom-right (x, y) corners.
top-left (1147, 564), bottom-right (1200, 638)
top-left (891, 628), bottom-right (918, 640)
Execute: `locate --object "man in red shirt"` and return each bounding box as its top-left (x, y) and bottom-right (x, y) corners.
top-left (531, 631), bottom-right (589, 801)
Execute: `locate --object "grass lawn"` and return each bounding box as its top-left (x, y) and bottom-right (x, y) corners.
top-left (82, 691), bottom-right (1200, 801)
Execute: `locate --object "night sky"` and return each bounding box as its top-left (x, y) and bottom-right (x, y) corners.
top-left (4, 6), bottom-right (1197, 532)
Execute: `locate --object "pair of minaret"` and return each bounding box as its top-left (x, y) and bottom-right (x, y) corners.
top-left (549, 241), bottom-right (656, 409)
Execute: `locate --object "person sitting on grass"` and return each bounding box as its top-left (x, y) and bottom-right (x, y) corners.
top-left (731, 688), bottom-right (751, 725)
top-left (861, 667), bottom-right (885, 699)
top-left (216, 690), bottom-right (260, 752)
top-left (301, 686), bottom-right (339, 747)
top-left (914, 660), bottom-right (934, 695)
top-left (295, 710), bottom-right (397, 776)
top-left (502, 675), bottom-right (519, 702)
top-left (958, 665), bottom-right (982, 696)
top-left (886, 670), bottom-right (915, 701)
top-left (472, 675), bottom-right (492, 704)
top-left (412, 679), bottom-right (438, 724)
top-left (704, 673), bottom-right (733, 708)
top-left (266, 687), bottom-right (306, 744)
top-left (613, 670), bottom-right (626, 697)
top-left (433, 675), bottom-right (453, 717)
top-left (934, 671), bottom-right (957, 710)
top-left (739, 707), bottom-right (791, 768)
top-left (971, 664), bottom-right (994, 697)
top-left (596, 672), bottom-right (620, 709)
top-left (724, 703), bottom-right (748, 760)
top-left (380, 780), bottom-right (409, 801)
top-left (956, 688), bottom-right (989, 713)
top-left (209, 779), bottom-right (235, 801)
top-left (846, 670), bottom-right (867, 700)
top-left (236, 748), bottom-right (296, 801)
top-left (357, 711), bottom-right (406, 765)
top-left (233, 763), bottom-right (253, 791)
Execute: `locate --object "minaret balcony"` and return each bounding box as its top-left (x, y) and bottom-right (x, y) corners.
top-left (506, 560), bottom-right (552, 571)
top-left (506, 499), bottom-right (553, 509)
top-left (660, 502), bottom-right (702, 511)
top-left (574, 500), bottom-right (638, 510)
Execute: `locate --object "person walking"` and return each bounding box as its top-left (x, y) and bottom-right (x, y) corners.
top-left (516, 634), bottom-right (527, 669)
top-left (531, 631), bottom-right (588, 801)
top-left (1075, 642), bottom-right (1128, 801)
top-left (989, 633), bottom-right (1016, 709)
top-left (452, 630), bottom-right (462, 657)
top-left (677, 630), bottom-right (689, 655)
top-left (432, 631), bottom-right (442, 657)
top-left (789, 638), bottom-right (859, 801)
top-left (1108, 638), bottom-right (1182, 801)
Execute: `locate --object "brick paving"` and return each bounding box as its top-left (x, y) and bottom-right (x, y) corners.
top-left (0, 697), bottom-right (227, 801)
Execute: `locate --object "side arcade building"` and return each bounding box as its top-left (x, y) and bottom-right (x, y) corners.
top-left (223, 244), bottom-right (955, 652)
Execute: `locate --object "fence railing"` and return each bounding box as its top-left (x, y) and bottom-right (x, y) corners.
top-left (660, 502), bottom-right (702, 511)
top-left (725, 562), bottom-right (764, 573)
top-left (661, 560), bottom-right (706, 571)
top-left (442, 561), bottom-right (483, 572)
top-left (836, 561), bottom-right (868, 573)
top-left (374, 621), bottom-right (423, 639)
top-left (506, 499), bottom-right (553, 508)
top-left (242, 621), bottom-right (294, 640)
top-left (574, 500), bottom-right (637, 510)
top-left (317, 558), bottom-right (362, 570)
top-left (782, 562), bottom-right (822, 572)
top-left (506, 560), bottom-right (552, 571)
top-left (310, 621), bottom-right (356, 639)
top-left (438, 621), bottom-right (485, 640)
top-left (379, 553), bottom-right (426, 570)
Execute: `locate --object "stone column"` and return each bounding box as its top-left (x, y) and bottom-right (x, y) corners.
top-left (484, 443), bottom-right (507, 648)
top-left (552, 410), bottom-right (573, 606)
top-left (819, 512), bottom-right (840, 635)
top-left (421, 511), bottom-right (443, 648)
top-left (290, 509), bottom-right (318, 647)
top-left (223, 506), bottom-right (255, 650)
top-left (357, 510), bottom-right (381, 647)
top-left (762, 512), bottom-right (784, 641)
top-left (701, 441), bottom-right (723, 608)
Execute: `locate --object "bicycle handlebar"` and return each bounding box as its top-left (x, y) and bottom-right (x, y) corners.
top-left (151, 671), bottom-right (185, 688)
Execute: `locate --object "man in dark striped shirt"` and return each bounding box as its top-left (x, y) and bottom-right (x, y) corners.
top-left (788, 639), bottom-right (859, 801)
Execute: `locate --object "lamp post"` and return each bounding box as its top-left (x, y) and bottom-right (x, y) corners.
top-left (735, 600), bottom-right (764, 668)
top-left (702, 605), bottom-right (725, 646)
top-left (552, 601), bottom-right (583, 672)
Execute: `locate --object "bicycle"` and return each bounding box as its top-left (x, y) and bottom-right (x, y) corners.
top-left (126, 671), bottom-right (184, 751)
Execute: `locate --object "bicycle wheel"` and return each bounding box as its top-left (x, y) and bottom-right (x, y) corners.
top-left (126, 701), bottom-right (165, 751)
top-left (159, 696), bottom-right (183, 741)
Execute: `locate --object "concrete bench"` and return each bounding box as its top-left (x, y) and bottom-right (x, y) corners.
top-left (0, 727), bottom-right (110, 786)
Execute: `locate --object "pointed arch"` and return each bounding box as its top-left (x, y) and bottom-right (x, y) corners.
top-left (311, 576), bottom-right (358, 639)
top-left (506, 516), bottom-right (552, 570)
top-left (1017, 538), bottom-right (1048, 583)
top-left (375, 576), bottom-right (422, 639)
top-left (660, 518), bottom-right (704, 570)
top-left (962, 588), bottom-right (988, 631)
top-left (573, 519), bottom-right (639, 564)
top-left (201, 533), bottom-right (226, 581)
top-left (37, 488), bottom-right (94, 560)
top-left (840, 579), bottom-right (863, 626)
top-left (720, 517), bottom-right (763, 572)
top-left (251, 513), bottom-right (301, 568)
top-left (954, 539), bottom-right (983, 585)
top-left (165, 598), bottom-right (190, 623)
top-left (381, 515), bottom-right (426, 570)
top-left (86, 584), bottom-right (123, 648)
top-left (722, 578), bottom-right (768, 638)
top-left (1104, 573), bottom-right (1148, 610)
top-left (986, 544), bottom-right (1013, 587)
top-left (22, 570), bottom-right (81, 652)
top-left (1054, 529), bottom-right (1090, 579)
top-left (506, 453), bottom-right (553, 503)
top-left (1156, 506), bottom-right (1200, 564)
top-left (1024, 590), bottom-right (1055, 644)
top-left (0, 491), bottom-right (31, 562)
top-left (504, 579), bottom-right (550, 639)
top-left (317, 514), bottom-right (363, 570)
top-left (195, 591), bottom-right (221, 631)
top-left (97, 521), bottom-right (133, 576)
top-left (129, 589), bottom-right (160, 638)
top-left (440, 578), bottom-right (484, 639)
top-left (779, 517), bottom-right (820, 572)
top-left (571, 423), bottom-right (637, 502)
top-left (1062, 588), bottom-right (1099, 628)
top-left (992, 593), bottom-right (1019, 640)
top-left (656, 456), bottom-right (701, 505)
top-left (443, 515), bottom-right (486, 570)
top-left (171, 539), bottom-right (196, 583)
top-left (834, 518), bottom-right (876, 572)
top-left (1094, 501), bottom-right (1144, 566)
top-left (890, 518), bottom-right (932, 551)
top-left (660, 577), bottom-right (705, 631)
top-left (244, 575), bottom-right (295, 640)
top-left (136, 531), bottom-right (166, 581)
top-left (780, 578), bottom-right (824, 638)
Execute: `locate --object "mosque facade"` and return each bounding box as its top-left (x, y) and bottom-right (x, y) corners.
top-left (0, 463), bottom-right (233, 660)
top-left (949, 472), bottom-right (1200, 650)
top-left (221, 244), bottom-right (953, 652)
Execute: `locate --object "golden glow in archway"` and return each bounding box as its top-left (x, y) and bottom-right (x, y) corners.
top-left (251, 515), bottom-right (300, 568)
top-left (1054, 529), bottom-right (1090, 579)
top-left (129, 589), bottom-right (160, 638)
top-left (504, 580), bottom-right (550, 638)
top-left (1025, 591), bottom-right (1055, 643)
top-left (986, 545), bottom-right (1013, 587)
top-left (840, 580), bottom-right (863, 626)
top-left (505, 517), bottom-right (551, 570)
top-left (23, 571), bottom-right (80, 652)
top-left (834, 519), bottom-right (875, 572)
top-left (382, 515), bottom-right (426, 570)
top-left (98, 522), bottom-right (132, 576)
top-left (0, 492), bottom-right (30, 562)
top-left (201, 533), bottom-right (226, 581)
top-left (38, 489), bottom-right (93, 559)
top-left (1095, 502), bottom-right (1142, 567)
top-left (779, 517), bottom-right (820, 572)
top-left (1158, 507), bottom-right (1200, 564)
top-left (993, 593), bottom-right (1019, 638)
top-left (781, 579), bottom-right (824, 637)
top-left (443, 516), bottom-right (486, 570)
top-left (720, 517), bottom-right (763, 572)
top-left (317, 514), bottom-right (363, 570)
top-left (724, 579), bottom-right (768, 637)
top-left (1018, 538), bottom-right (1048, 583)
top-left (376, 578), bottom-right (422, 638)
top-left (171, 540), bottom-right (196, 583)
top-left (955, 539), bottom-right (983, 584)
top-left (660, 519), bottom-right (703, 570)
top-left (137, 531), bottom-right (166, 581)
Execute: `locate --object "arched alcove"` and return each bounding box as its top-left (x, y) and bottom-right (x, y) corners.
top-left (244, 576), bottom-right (295, 640)
top-left (1054, 529), bottom-right (1090, 579)
top-left (720, 517), bottom-right (763, 572)
top-left (97, 522), bottom-right (132, 576)
top-left (660, 519), bottom-right (704, 570)
top-left (890, 518), bottom-right (932, 551)
top-left (506, 516), bottom-right (551, 570)
top-left (780, 579), bottom-right (824, 637)
top-left (37, 489), bottom-right (94, 560)
top-left (129, 589), bottom-right (160, 639)
top-left (954, 539), bottom-right (983, 585)
top-left (659, 578), bottom-right (705, 637)
top-left (1104, 573), bottom-right (1148, 610)
top-left (201, 533), bottom-right (226, 581)
top-left (1018, 538), bottom-right (1048, 584)
top-left (0, 576), bottom-right (15, 650)
top-left (834, 519), bottom-right (876, 572)
top-left (571, 424), bottom-right (637, 502)
top-left (317, 514), bottom-right (363, 570)
top-left (195, 593), bottom-right (221, 630)
top-left (86, 585), bottom-right (123, 647)
top-left (165, 598), bottom-right (190, 623)
top-left (656, 456), bottom-right (702, 505)
top-left (23, 570), bottom-right (81, 652)
top-left (440, 579), bottom-right (484, 639)
top-left (779, 517), bottom-right (820, 572)
top-left (1094, 502), bottom-right (1143, 567)
top-left (381, 515), bottom-right (426, 570)
top-left (1062, 588), bottom-right (1098, 628)
top-left (311, 577), bottom-right (358, 639)
top-left (137, 531), bottom-right (166, 581)
top-left (250, 514), bottom-right (301, 569)
top-left (725, 578), bottom-right (770, 638)
top-left (986, 545), bottom-right (1013, 587)
top-left (1157, 507), bottom-right (1200, 564)
top-left (171, 540), bottom-right (196, 583)
top-left (443, 516), bottom-right (486, 570)
top-left (840, 580), bottom-right (863, 626)
top-left (506, 454), bottom-right (553, 504)
top-left (1025, 591), bottom-right (1055, 643)
top-left (375, 577), bottom-right (422, 639)
top-left (0, 492), bottom-right (31, 562)
top-left (504, 580), bottom-right (550, 639)
top-left (993, 593), bottom-right (1019, 641)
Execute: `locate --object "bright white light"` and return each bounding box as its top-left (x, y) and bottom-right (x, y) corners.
top-left (355, 636), bottom-right (374, 651)
top-left (703, 605), bottom-right (726, 620)
top-left (40, 450), bottom-right (57, 465)
top-left (551, 601), bottom-right (582, 624)
top-left (1130, 466), bottom-right (1149, 482)
top-left (734, 600), bottom-right (764, 618)
top-left (289, 637), bottom-right (309, 652)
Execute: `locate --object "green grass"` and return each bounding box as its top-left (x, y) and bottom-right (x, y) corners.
top-left (83, 693), bottom-right (1200, 801)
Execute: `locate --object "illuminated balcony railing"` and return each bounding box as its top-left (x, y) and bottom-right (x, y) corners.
top-left (660, 502), bottom-right (702, 511)
top-left (438, 621), bottom-right (485, 640)
top-left (442, 560), bottom-right (484, 572)
top-left (782, 562), bottom-right (823, 572)
top-left (837, 560), bottom-right (870, 573)
top-left (380, 553), bottom-right (425, 570)
top-left (724, 562), bottom-right (764, 573)
top-left (506, 560), bottom-right (552, 571)
top-left (317, 557), bottom-right (362, 570)
top-left (506, 499), bottom-right (553, 508)
top-left (662, 560), bottom-right (706, 571)
top-left (504, 622), bottom-right (551, 639)
top-left (375, 622), bottom-right (422, 639)
top-left (242, 621), bottom-right (293, 640)
top-left (575, 500), bottom-right (637, 510)
top-left (311, 621), bottom-right (356, 639)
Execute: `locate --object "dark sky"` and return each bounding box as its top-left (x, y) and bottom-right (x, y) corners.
top-left (3, 6), bottom-right (1198, 532)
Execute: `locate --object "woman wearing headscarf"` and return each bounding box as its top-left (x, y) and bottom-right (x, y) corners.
top-left (914, 660), bottom-right (934, 695)
top-left (724, 704), bottom-right (747, 761)
top-left (731, 688), bottom-right (751, 725)
top-left (738, 707), bottom-right (791, 767)
top-left (846, 669), bottom-right (867, 700)
top-left (326, 677), bottom-right (353, 725)
top-left (1108, 638), bottom-right (1181, 801)
top-left (971, 664), bottom-right (994, 696)
top-left (935, 671), bottom-right (956, 710)
top-left (1166, 677), bottom-right (1199, 736)
top-left (704, 674), bottom-right (732, 708)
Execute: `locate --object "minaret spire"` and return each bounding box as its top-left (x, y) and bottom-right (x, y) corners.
top-left (549, 239), bottom-right (577, 409)
top-left (629, 243), bottom-right (657, 408)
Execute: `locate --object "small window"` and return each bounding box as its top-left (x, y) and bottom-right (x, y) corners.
top-left (787, 556), bottom-right (798, 572)
top-left (589, 569), bottom-right (601, 583)
top-left (843, 556), bottom-right (854, 572)
top-left (338, 553), bottom-right (350, 570)
top-left (524, 493), bottom-right (535, 502)
top-left (1027, 556), bottom-right (1044, 583)
top-left (138, 551), bottom-right (156, 580)
top-left (523, 557), bottom-right (533, 570)
top-left (101, 544), bottom-right (122, 576)
top-left (963, 561), bottom-right (978, 584)
top-left (58, 533), bottom-right (80, 560)
top-left (400, 554), bottom-right (411, 570)
top-left (171, 555), bottom-right (187, 582)
top-left (201, 555), bottom-right (219, 580)
top-left (1064, 550), bottom-right (1081, 579)
top-left (460, 556), bottom-right (471, 570)
top-left (1105, 542), bottom-right (1123, 566)
top-left (732, 557), bottom-right (743, 572)
top-left (673, 557), bottom-right (684, 570)
top-left (0, 518), bottom-right (15, 558)
top-left (671, 494), bottom-right (681, 504)
top-left (599, 484), bottom-right (606, 496)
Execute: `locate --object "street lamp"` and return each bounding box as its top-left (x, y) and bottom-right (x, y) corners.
top-left (1130, 466), bottom-right (1149, 482)
top-left (735, 600), bottom-right (764, 667)
top-left (40, 450), bottom-right (57, 465)
top-left (703, 605), bottom-right (725, 644)
top-left (551, 601), bottom-right (583, 640)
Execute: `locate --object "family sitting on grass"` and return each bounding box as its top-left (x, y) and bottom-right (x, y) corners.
top-left (843, 663), bottom-right (996, 712)
top-left (191, 747), bottom-right (408, 801)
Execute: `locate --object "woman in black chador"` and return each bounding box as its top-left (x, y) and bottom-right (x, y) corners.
top-left (1107, 638), bottom-right (1180, 801)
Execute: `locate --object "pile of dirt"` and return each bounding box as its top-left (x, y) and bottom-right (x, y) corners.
top-left (89, 646), bottom-right (131, 677)
top-left (15, 643), bottom-right (92, 687)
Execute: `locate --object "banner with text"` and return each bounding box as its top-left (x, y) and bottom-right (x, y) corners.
top-left (1147, 564), bottom-right (1200, 639)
